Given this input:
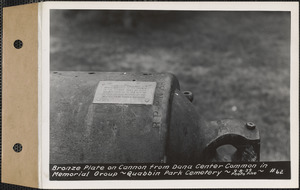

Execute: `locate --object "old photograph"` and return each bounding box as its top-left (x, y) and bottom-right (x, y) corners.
top-left (49, 8), bottom-right (291, 181)
top-left (0, 1), bottom-right (297, 189)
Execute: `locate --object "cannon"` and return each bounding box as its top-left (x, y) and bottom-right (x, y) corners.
top-left (50, 71), bottom-right (260, 164)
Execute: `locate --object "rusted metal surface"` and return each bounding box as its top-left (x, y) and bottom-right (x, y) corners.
top-left (202, 119), bottom-right (260, 162)
top-left (167, 90), bottom-right (260, 163)
top-left (50, 71), bottom-right (260, 164)
top-left (50, 72), bottom-right (179, 164)
top-left (167, 89), bottom-right (204, 162)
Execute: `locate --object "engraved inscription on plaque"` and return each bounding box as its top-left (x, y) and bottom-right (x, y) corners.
top-left (93, 81), bottom-right (157, 104)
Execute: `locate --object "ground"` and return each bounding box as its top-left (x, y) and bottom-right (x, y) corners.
top-left (50, 10), bottom-right (291, 161)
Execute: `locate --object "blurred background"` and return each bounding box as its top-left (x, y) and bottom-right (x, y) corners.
top-left (50, 10), bottom-right (290, 161)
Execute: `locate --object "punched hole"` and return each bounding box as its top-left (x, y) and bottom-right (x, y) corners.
top-left (14, 40), bottom-right (23, 49)
top-left (13, 143), bottom-right (23, 153)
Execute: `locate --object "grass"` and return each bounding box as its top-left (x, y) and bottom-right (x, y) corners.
top-left (50, 10), bottom-right (290, 161)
